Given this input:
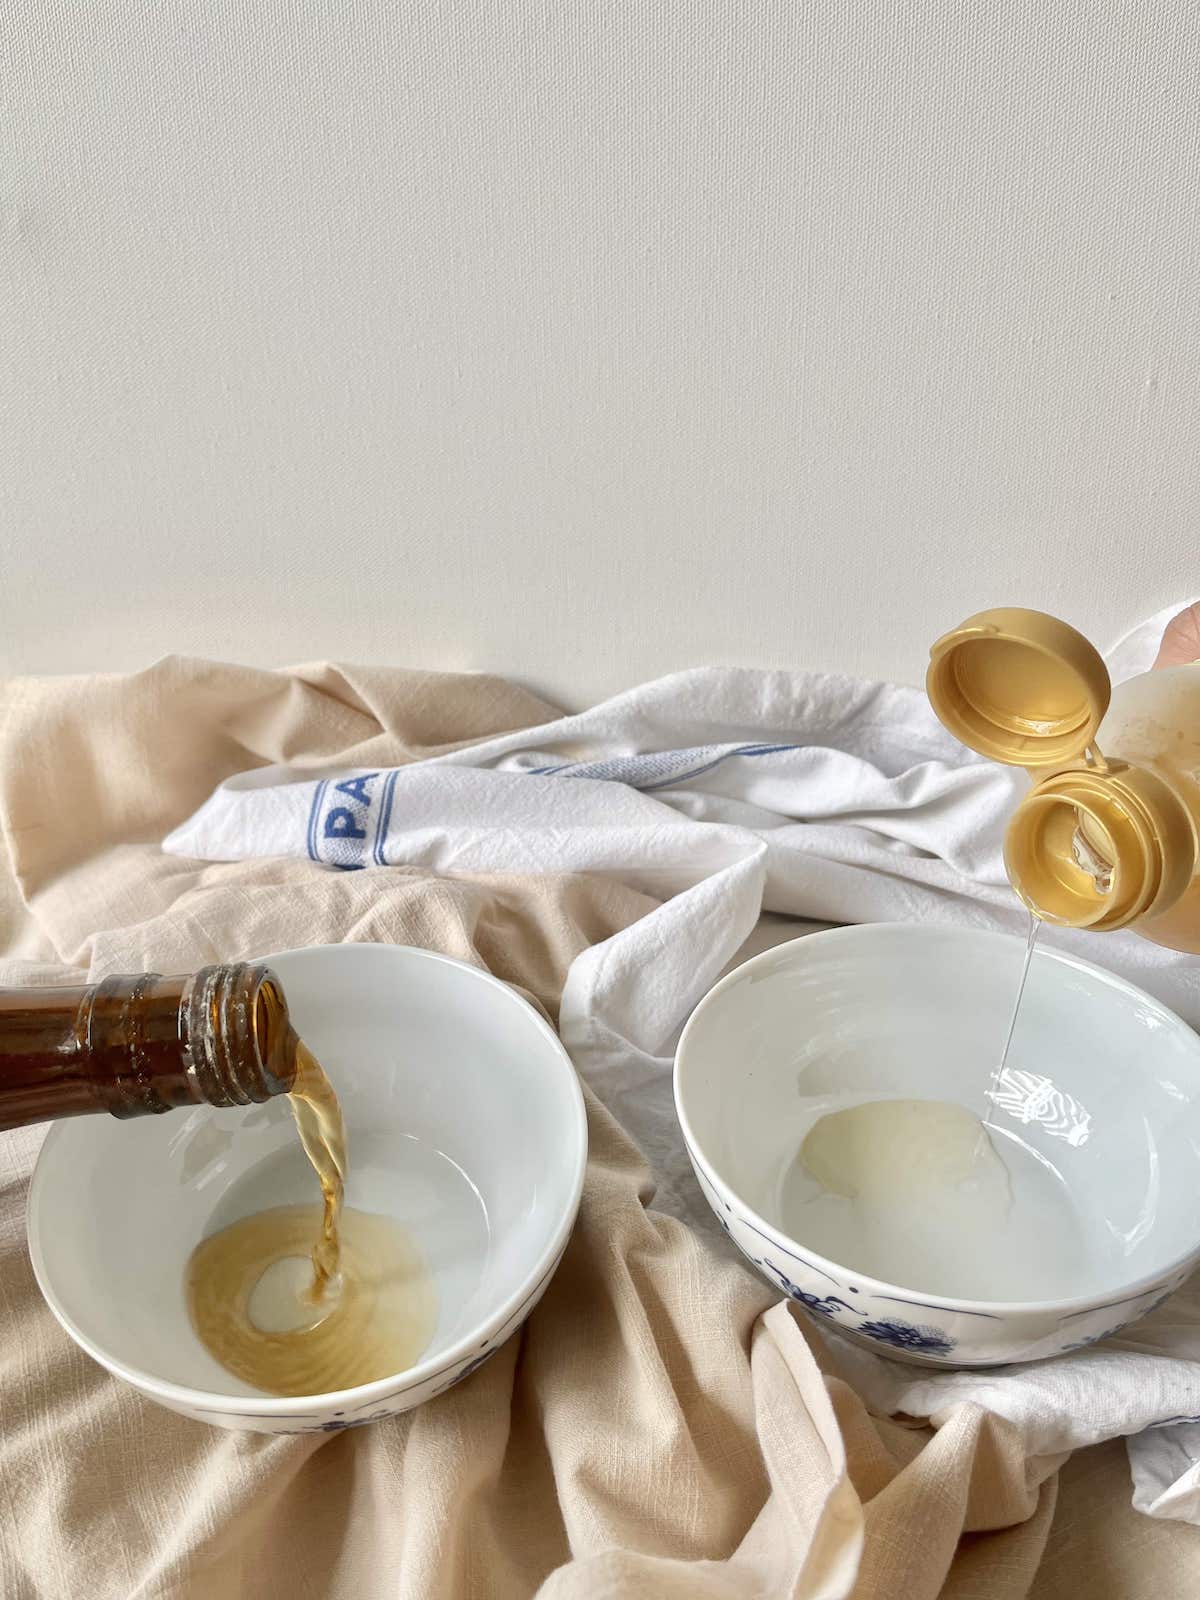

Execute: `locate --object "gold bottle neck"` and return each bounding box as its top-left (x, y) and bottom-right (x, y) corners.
top-left (1004, 761), bottom-right (1197, 932)
top-left (182, 964), bottom-right (298, 1109)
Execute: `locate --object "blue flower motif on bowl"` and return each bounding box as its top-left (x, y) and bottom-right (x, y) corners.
top-left (1062, 1323), bottom-right (1129, 1352)
top-left (1060, 1285), bottom-right (1180, 1351)
top-left (1140, 1287), bottom-right (1176, 1319)
top-left (856, 1317), bottom-right (957, 1356)
top-left (759, 1261), bottom-right (852, 1321)
top-left (249, 1405), bottom-right (406, 1435)
top-left (315, 1407), bottom-right (399, 1432)
top-left (430, 1346), bottom-right (498, 1397)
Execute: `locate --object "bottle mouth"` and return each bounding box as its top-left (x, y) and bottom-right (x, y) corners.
top-left (1004, 765), bottom-right (1195, 931)
top-left (187, 964), bottom-right (297, 1105)
top-left (253, 976), bottom-right (297, 1092)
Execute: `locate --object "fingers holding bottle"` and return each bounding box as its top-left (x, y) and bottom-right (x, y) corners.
top-left (1154, 602), bottom-right (1200, 669)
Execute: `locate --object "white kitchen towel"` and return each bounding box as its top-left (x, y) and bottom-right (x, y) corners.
top-left (166, 601), bottom-right (1200, 1522)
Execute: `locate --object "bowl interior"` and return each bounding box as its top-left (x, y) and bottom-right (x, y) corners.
top-left (30, 943), bottom-right (584, 1401)
top-left (677, 924), bottom-right (1200, 1305)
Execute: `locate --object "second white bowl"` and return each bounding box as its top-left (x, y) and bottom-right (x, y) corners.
top-left (675, 924), bottom-right (1200, 1366)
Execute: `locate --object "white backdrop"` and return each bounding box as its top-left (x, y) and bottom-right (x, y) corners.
top-left (3, 3), bottom-right (1198, 706)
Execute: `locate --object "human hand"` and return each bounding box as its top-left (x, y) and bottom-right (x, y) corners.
top-left (1154, 603), bottom-right (1200, 668)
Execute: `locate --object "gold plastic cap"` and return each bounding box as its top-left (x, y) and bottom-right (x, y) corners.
top-left (927, 608), bottom-right (1111, 769)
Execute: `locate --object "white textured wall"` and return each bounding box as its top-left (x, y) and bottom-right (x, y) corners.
top-left (4, 3), bottom-right (1198, 705)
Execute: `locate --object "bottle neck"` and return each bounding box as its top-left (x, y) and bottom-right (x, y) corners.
top-left (180, 965), bottom-right (298, 1112)
top-left (1004, 761), bottom-right (1197, 931)
top-left (0, 963), bottom-right (298, 1130)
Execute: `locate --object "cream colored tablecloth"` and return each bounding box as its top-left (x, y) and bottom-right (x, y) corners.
top-left (0, 659), bottom-right (1195, 1598)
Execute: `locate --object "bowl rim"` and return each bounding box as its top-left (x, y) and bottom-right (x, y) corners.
top-left (27, 941), bottom-right (588, 1416)
top-left (674, 920), bottom-right (1200, 1319)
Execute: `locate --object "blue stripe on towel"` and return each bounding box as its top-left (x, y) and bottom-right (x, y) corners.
top-left (526, 742), bottom-right (803, 792)
top-left (374, 769), bottom-right (400, 865)
top-left (306, 780), bottom-right (328, 863)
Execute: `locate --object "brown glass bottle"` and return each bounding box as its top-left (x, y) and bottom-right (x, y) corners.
top-left (0, 963), bottom-right (299, 1133)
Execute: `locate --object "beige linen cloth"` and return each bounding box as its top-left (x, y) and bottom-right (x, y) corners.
top-left (0, 660), bottom-right (1195, 1599)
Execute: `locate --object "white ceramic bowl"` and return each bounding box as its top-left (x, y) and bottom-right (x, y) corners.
top-left (29, 943), bottom-right (587, 1431)
top-left (675, 924), bottom-right (1200, 1367)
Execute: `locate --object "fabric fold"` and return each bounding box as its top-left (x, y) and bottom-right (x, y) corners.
top-left (1, 615), bottom-right (1198, 1596)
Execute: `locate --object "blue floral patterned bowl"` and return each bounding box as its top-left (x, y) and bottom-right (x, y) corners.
top-left (674, 924), bottom-right (1200, 1367)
